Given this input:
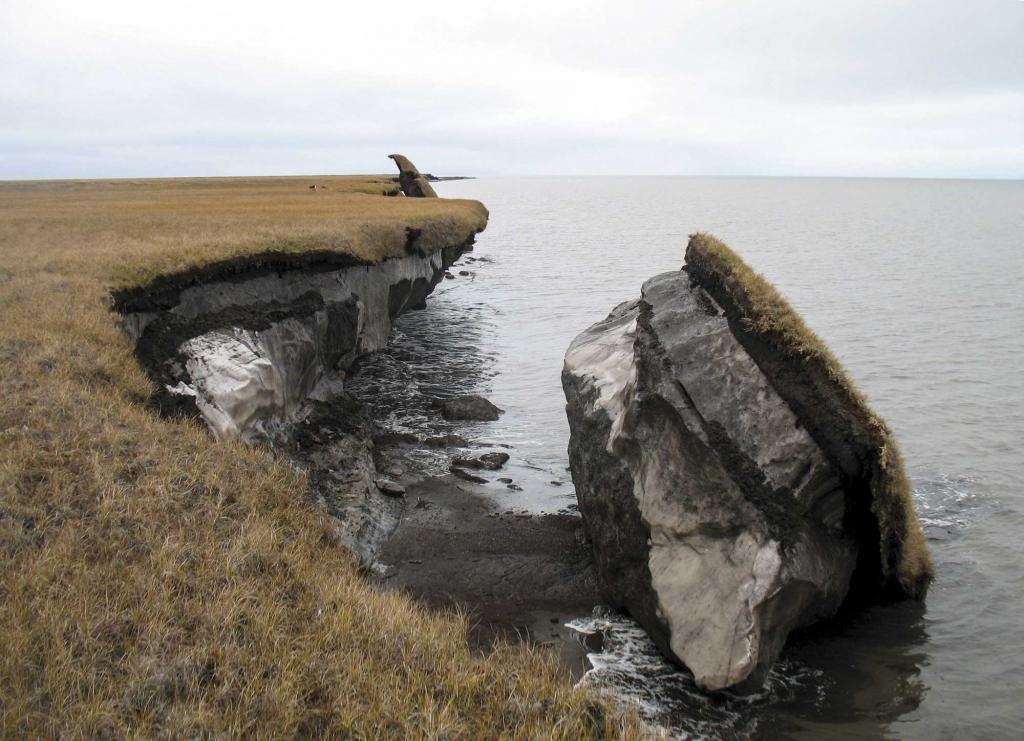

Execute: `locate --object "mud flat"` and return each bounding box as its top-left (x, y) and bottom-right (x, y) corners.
top-left (372, 470), bottom-right (600, 676)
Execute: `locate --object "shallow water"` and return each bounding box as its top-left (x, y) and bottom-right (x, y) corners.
top-left (360, 176), bottom-right (1024, 738)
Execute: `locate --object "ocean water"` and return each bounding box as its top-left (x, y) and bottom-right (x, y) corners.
top-left (368, 176), bottom-right (1024, 738)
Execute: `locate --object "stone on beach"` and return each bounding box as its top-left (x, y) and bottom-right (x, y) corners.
top-left (450, 466), bottom-right (489, 484)
top-left (375, 479), bottom-right (406, 497)
top-left (452, 451), bottom-right (510, 470)
top-left (424, 433), bottom-right (470, 448)
top-left (435, 394), bottom-right (504, 422)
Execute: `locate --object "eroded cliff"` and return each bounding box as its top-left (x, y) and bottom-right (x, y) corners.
top-left (116, 227), bottom-right (483, 563)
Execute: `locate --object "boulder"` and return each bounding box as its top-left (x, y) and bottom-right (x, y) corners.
top-left (424, 433), bottom-right (469, 448)
top-left (388, 154), bottom-right (438, 198)
top-left (434, 394), bottom-right (504, 422)
top-left (375, 479), bottom-right (406, 497)
top-left (450, 466), bottom-right (488, 484)
top-left (562, 233), bottom-right (932, 693)
top-left (453, 452), bottom-right (510, 470)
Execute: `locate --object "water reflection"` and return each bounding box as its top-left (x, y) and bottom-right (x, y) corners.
top-left (568, 600), bottom-right (928, 740)
top-left (764, 601), bottom-right (929, 739)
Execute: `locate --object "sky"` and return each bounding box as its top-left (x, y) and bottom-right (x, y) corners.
top-left (1, 0), bottom-right (1022, 179)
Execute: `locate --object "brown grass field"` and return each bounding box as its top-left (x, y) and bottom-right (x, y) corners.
top-left (0, 176), bottom-right (636, 738)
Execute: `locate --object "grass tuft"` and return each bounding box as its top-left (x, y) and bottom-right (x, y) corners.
top-left (685, 232), bottom-right (933, 599)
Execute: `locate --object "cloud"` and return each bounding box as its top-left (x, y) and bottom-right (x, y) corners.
top-left (1, 0), bottom-right (1021, 178)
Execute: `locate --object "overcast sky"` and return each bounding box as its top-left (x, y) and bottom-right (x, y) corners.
top-left (2, 0), bottom-right (1022, 179)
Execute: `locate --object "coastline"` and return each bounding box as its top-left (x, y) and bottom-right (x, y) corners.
top-left (0, 175), bottom-right (629, 738)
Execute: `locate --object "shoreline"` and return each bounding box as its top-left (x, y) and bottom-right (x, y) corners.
top-left (111, 179), bottom-right (611, 690)
top-left (0, 174), bottom-right (623, 738)
top-left (371, 468), bottom-right (600, 679)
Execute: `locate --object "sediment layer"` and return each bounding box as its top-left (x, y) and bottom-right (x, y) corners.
top-left (120, 231), bottom-right (481, 563)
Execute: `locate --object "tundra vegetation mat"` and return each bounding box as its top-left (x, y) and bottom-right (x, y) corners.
top-left (0, 176), bottom-right (634, 738)
top-left (685, 232), bottom-right (933, 598)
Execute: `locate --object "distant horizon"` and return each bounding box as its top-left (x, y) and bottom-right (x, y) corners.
top-left (3, 171), bottom-right (1023, 184)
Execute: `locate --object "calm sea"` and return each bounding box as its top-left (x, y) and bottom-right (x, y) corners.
top-left (362, 176), bottom-right (1024, 738)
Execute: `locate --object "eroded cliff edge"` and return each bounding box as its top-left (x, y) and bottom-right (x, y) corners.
top-left (562, 233), bottom-right (932, 693)
top-left (114, 216), bottom-right (486, 564)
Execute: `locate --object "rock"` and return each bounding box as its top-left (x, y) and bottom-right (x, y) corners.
top-left (450, 466), bottom-right (488, 484)
top-left (434, 394), bottom-right (504, 422)
top-left (506, 484), bottom-right (523, 491)
top-left (388, 154), bottom-right (438, 198)
top-left (367, 561), bottom-right (397, 579)
top-left (424, 433), bottom-right (469, 448)
top-left (562, 233), bottom-right (932, 693)
top-left (458, 270), bottom-right (470, 276)
top-left (452, 451), bottom-right (510, 470)
top-left (498, 477), bottom-right (513, 484)
top-left (482, 452), bottom-right (511, 468)
top-left (375, 478), bottom-right (406, 497)
top-left (373, 430), bottom-right (420, 446)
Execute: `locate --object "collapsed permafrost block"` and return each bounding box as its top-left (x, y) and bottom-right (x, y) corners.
top-left (562, 233), bottom-right (932, 692)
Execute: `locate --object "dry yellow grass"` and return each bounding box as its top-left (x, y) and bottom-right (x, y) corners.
top-left (685, 233), bottom-right (933, 599)
top-left (0, 176), bottom-right (635, 738)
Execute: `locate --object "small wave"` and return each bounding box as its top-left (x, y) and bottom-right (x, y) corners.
top-left (912, 472), bottom-right (984, 540)
top-left (567, 609), bottom-right (826, 740)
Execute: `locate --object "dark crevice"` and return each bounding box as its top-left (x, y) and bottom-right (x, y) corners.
top-left (685, 267), bottom-right (892, 603)
top-left (636, 297), bottom-right (804, 552)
